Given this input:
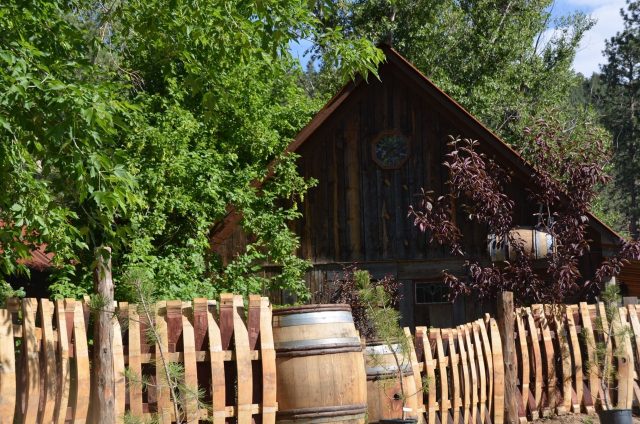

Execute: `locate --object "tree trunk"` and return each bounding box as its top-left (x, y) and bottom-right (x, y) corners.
top-left (91, 246), bottom-right (116, 423)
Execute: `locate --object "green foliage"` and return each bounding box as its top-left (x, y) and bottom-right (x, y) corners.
top-left (588, 1), bottom-right (640, 239)
top-left (0, 0), bottom-right (138, 297)
top-left (0, 279), bottom-right (25, 307)
top-left (0, 0), bottom-right (383, 300)
top-left (583, 284), bottom-right (633, 409)
top-left (305, 0), bottom-right (594, 146)
top-left (356, 270), bottom-right (427, 418)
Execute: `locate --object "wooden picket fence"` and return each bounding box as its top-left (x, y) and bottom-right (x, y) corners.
top-left (4, 296), bottom-right (640, 424)
top-left (0, 294), bottom-right (276, 424)
top-left (511, 302), bottom-right (640, 422)
top-left (410, 317), bottom-right (505, 424)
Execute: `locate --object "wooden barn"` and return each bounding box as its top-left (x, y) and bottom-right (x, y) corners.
top-left (212, 46), bottom-right (633, 328)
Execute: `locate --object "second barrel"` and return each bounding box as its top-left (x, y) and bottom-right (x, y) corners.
top-left (273, 304), bottom-right (368, 424)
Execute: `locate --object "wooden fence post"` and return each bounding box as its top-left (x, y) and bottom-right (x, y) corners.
top-left (497, 291), bottom-right (518, 424)
top-left (92, 246), bottom-right (116, 423)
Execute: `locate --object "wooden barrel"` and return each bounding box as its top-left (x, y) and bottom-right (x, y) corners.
top-left (273, 305), bottom-right (367, 424)
top-left (488, 227), bottom-right (554, 262)
top-left (364, 341), bottom-right (419, 423)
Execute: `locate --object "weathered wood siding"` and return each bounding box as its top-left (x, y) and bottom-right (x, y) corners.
top-left (294, 62), bottom-right (535, 266)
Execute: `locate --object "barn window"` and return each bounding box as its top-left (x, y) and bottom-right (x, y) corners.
top-left (415, 282), bottom-right (449, 304)
top-left (372, 131), bottom-right (409, 169)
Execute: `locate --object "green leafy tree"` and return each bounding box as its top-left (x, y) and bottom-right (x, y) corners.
top-left (0, 0), bottom-right (139, 297)
top-left (598, 0), bottom-right (640, 240)
top-left (0, 0), bottom-right (383, 300)
top-left (306, 0), bottom-right (594, 146)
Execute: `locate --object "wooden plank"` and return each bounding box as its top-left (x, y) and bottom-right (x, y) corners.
top-left (525, 307), bottom-right (543, 418)
top-left (192, 298), bottom-right (209, 416)
top-left (260, 297), bottom-right (277, 424)
top-left (463, 324), bottom-right (478, 424)
top-left (182, 304), bottom-right (200, 423)
top-left (127, 303), bottom-right (144, 418)
top-left (473, 321), bottom-right (488, 424)
top-left (628, 305), bottom-right (640, 407)
top-left (405, 327), bottom-right (425, 422)
top-left (613, 307), bottom-right (634, 409)
top-left (597, 302), bottom-right (612, 409)
top-left (534, 304), bottom-right (554, 416)
top-left (447, 328), bottom-right (461, 424)
top-left (248, 295), bottom-right (261, 350)
top-left (551, 308), bottom-right (571, 415)
top-left (155, 301), bottom-right (171, 423)
top-left (417, 326), bottom-right (437, 424)
top-left (70, 299), bottom-right (90, 423)
top-left (488, 318), bottom-right (504, 424)
top-left (113, 304), bottom-right (126, 420)
top-left (53, 300), bottom-right (70, 424)
top-left (206, 300), bottom-right (226, 424)
top-left (0, 307), bottom-right (16, 423)
top-left (565, 307), bottom-right (583, 413)
top-left (579, 302), bottom-right (598, 411)
top-left (233, 295), bottom-right (253, 424)
top-left (21, 298), bottom-right (40, 424)
top-left (515, 310), bottom-right (530, 422)
top-left (456, 327), bottom-right (470, 424)
top-left (38, 299), bottom-right (57, 424)
top-left (479, 318), bottom-right (494, 420)
top-left (435, 329), bottom-right (451, 423)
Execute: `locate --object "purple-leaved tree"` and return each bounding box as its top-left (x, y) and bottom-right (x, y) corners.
top-left (408, 119), bottom-right (640, 304)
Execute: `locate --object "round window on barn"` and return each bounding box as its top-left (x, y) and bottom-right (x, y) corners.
top-left (372, 131), bottom-right (410, 169)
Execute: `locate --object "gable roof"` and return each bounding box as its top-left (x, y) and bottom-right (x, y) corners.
top-left (210, 45), bottom-right (624, 250)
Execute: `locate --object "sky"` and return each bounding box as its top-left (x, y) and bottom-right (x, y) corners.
top-left (289, 0), bottom-right (628, 75)
top-left (555, 0), bottom-right (626, 75)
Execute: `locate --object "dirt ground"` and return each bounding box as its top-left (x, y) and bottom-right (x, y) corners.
top-left (531, 413), bottom-right (640, 424)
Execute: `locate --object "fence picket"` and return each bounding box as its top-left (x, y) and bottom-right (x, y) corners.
top-left (113, 303), bottom-right (126, 420)
top-left (456, 326), bottom-right (470, 424)
top-left (535, 305), bottom-right (555, 416)
top-left (523, 307), bottom-right (541, 419)
top-left (514, 310), bottom-right (529, 423)
top-left (233, 295), bottom-right (253, 424)
top-left (565, 306), bottom-right (583, 413)
top-left (579, 302), bottom-right (598, 411)
top-left (488, 318), bottom-right (504, 424)
top-left (206, 299), bottom-right (226, 424)
top-left (551, 309), bottom-right (571, 414)
top-left (473, 321), bottom-right (487, 424)
top-left (126, 303), bottom-right (143, 418)
top-left (181, 303), bottom-right (199, 423)
top-left (259, 297), bottom-right (277, 424)
top-left (463, 324), bottom-right (478, 424)
top-left (628, 305), bottom-right (640, 407)
top-left (0, 308), bottom-right (15, 423)
top-left (435, 329), bottom-right (450, 423)
top-left (21, 298), bottom-right (40, 424)
top-left (613, 307), bottom-right (634, 409)
top-left (417, 326), bottom-right (437, 424)
top-left (479, 318), bottom-right (494, 421)
top-left (155, 301), bottom-right (171, 424)
top-left (38, 299), bottom-right (57, 424)
top-left (447, 328), bottom-right (461, 424)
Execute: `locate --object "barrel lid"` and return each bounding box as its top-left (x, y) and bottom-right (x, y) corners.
top-left (273, 304), bottom-right (352, 316)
